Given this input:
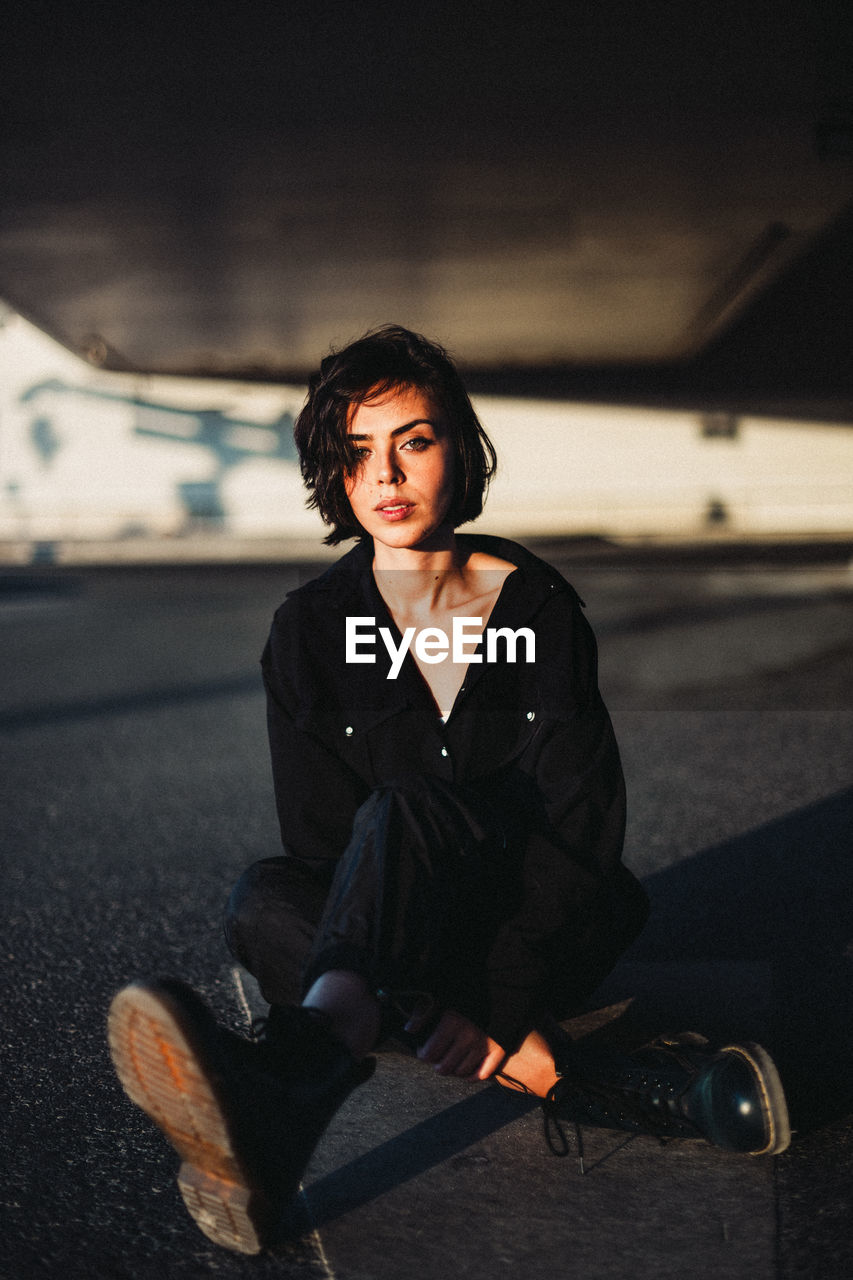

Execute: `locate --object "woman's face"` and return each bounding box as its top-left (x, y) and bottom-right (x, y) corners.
top-left (344, 385), bottom-right (456, 553)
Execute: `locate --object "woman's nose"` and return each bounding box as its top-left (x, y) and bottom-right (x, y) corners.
top-left (375, 450), bottom-right (403, 485)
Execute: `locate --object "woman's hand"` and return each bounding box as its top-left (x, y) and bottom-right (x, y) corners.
top-left (409, 1009), bottom-right (506, 1080)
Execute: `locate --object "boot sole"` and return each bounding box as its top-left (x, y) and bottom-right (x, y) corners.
top-left (107, 982), bottom-right (273, 1254)
top-left (720, 1041), bottom-right (792, 1155)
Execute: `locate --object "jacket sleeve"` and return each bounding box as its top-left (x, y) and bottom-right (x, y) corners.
top-left (483, 593), bottom-right (636, 1051)
top-left (261, 620), bottom-right (371, 870)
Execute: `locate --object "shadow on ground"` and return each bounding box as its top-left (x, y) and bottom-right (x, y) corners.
top-left (622, 786), bottom-right (853, 1131)
top-left (289, 785), bottom-right (853, 1239)
top-left (276, 788), bottom-right (853, 1243)
top-left (285, 1085), bottom-right (540, 1235)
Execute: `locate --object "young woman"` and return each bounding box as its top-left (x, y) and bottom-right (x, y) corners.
top-left (108, 326), bottom-right (790, 1255)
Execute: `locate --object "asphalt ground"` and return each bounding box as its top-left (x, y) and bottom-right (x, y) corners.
top-left (2, 541), bottom-right (852, 1279)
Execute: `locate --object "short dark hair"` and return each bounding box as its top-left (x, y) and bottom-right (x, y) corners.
top-left (293, 325), bottom-right (497, 545)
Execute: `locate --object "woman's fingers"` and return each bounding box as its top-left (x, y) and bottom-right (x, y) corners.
top-left (416, 1011), bottom-right (505, 1079)
top-left (416, 1017), bottom-right (447, 1060)
top-left (417, 1012), bottom-right (465, 1067)
top-left (473, 1043), bottom-right (508, 1081)
top-left (403, 995), bottom-right (438, 1036)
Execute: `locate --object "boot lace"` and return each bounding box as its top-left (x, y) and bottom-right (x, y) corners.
top-left (494, 1070), bottom-right (588, 1174)
top-left (541, 1038), bottom-right (707, 1171)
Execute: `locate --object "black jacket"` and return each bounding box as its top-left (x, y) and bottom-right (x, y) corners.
top-left (261, 534), bottom-right (635, 1048)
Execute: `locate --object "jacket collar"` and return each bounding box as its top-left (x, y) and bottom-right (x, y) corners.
top-left (305, 533), bottom-right (574, 629)
top-left (294, 534), bottom-right (577, 727)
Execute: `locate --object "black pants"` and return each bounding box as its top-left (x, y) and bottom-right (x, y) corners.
top-left (224, 774), bottom-right (647, 1046)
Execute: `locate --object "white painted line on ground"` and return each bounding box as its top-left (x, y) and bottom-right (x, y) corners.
top-left (230, 965), bottom-right (337, 1279)
top-left (297, 1193), bottom-right (338, 1280)
top-left (231, 965), bottom-right (254, 1030)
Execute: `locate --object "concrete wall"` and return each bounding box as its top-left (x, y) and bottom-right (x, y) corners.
top-left (1, 305), bottom-right (851, 563)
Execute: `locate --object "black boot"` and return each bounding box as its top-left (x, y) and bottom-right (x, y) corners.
top-left (107, 978), bottom-right (374, 1254)
top-left (545, 1032), bottom-right (790, 1156)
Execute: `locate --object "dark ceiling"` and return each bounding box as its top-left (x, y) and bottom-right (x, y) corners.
top-left (2, 2), bottom-right (851, 415)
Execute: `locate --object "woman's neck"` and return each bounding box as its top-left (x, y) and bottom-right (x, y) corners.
top-left (371, 532), bottom-right (468, 615)
top-left (369, 532), bottom-right (514, 720)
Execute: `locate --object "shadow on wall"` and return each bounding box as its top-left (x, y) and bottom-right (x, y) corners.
top-left (622, 787), bottom-right (853, 1132)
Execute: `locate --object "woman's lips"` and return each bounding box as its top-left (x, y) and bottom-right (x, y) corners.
top-left (375, 502), bottom-right (414, 521)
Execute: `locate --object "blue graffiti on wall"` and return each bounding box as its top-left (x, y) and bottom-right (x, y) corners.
top-left (19, 379), bottom-right (298, 526)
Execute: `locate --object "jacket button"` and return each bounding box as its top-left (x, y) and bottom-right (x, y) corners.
top-left (345, 726), bottom-right (353, 736)
top-left (440, 747), bottom-right (448, 757)
top-left (526, 711), bottom-right (536, 721)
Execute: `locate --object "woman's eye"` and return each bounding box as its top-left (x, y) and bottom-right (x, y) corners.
top-left (402, 436), bottom-right (432, 452)
top-left (352, 446), bottom-right (370, 459)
